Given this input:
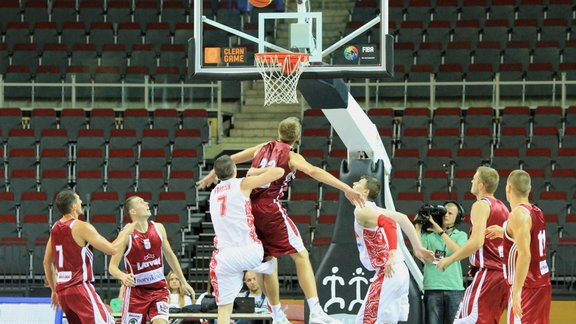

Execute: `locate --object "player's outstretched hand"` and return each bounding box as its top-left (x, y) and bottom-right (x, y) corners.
top-left (121, 273), bottom-right (136, 287)
top-left (345, 188), bottom-right (365, 208)
top-left (182, 282), bottom-right (196, 302)
top-left (50, 290), bottom-right (60, 310)
top-left (485, 225), bottom-right (504, 239)
top-left (414, 247), bottom-right (435, 263)
top-left (121, 221), bottom-right (137, 235)
top-left (196, 173), bottom-right (217, 190)
top-left (436, 257), bottom-right (451, 272)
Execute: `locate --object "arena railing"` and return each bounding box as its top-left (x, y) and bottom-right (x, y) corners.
top-left (348, 72), bottom-right (575, 109)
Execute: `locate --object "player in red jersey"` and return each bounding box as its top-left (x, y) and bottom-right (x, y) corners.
top-left (486, 169), bottom-right (551, 323)
top-left (437, 166), bottom-right (509, 324)
top-left (198, 117), bottom-right (364, 324)
top-left (109, 195), bottom-right (194, 324)
top-left (43, 190), bottom-right (137, 324)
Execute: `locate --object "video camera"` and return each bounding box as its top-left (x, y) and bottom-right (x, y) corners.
top-left (414, 204), bottom-right (447, 232)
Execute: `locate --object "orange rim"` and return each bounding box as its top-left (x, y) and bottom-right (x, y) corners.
top-left (255, 52), bottom-right (309, 74)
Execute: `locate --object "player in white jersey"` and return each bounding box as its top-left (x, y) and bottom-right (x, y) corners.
top-left (209, 155), bottom-right (284, 324)
top-left (352, 176), bottom-right (434, 323)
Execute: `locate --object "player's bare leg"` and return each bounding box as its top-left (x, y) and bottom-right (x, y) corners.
top-left (290, 249), bottom-right (318, 298)
top-left (217, 303), bottom-right (234, 324)
top-left (290, 249), bottom-right (341, 324)
top-left (263, 264), bottom-right (290, 324)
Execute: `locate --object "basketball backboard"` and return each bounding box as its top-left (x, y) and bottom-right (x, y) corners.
top-left (190, 0), bottom-right (393, 80)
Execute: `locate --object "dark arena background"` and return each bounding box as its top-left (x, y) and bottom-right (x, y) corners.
top-left (0, 0), bottom-right (575, 323)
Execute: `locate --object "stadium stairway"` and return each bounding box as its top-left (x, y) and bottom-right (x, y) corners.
top-left (203, 84), bottom-right (301, 158)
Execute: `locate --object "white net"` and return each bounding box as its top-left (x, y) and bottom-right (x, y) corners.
top-left (254, 53), bottom-right (309, 106)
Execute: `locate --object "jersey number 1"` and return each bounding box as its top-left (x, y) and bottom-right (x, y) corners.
top-left (537, 230), bottom-right (546, 257)
top-left (55, 245), bottom-right (64, 268)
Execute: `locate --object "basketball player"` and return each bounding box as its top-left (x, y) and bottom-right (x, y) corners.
top-left (109, 195), bottom-right (194, 324)
top-left (485, 170), bottom-right (551, 323)
top-left (208, 155), bottom-right (283, 324)
top-left (437, 166), bottom-right (509, 323)
top-left (198, 117), bottom-right (364, 323)
top-left (43, 190), bottom-right (137, 324)
top-left (353, 176), bottom-right (434, 323)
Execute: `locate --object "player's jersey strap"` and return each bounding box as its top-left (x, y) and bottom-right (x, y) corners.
top-left (134, 267), bottom-right (165, 286)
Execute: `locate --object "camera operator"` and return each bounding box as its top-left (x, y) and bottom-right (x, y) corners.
top-left (414, 202), bottom-right (468, 324)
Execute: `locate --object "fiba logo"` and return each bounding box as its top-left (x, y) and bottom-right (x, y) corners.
top-left (129, 320), bottom-right (138, 324)
top-left (343, 46), bottom-right (359, 61)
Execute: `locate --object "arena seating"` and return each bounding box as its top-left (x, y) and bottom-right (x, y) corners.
top-left (0, 0), bottom-right (571, 102)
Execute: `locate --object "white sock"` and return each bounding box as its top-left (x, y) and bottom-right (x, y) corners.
top-left (307, 297), bottom-right (321, 313)
top-left (271, 304), bottom-right (284, 319)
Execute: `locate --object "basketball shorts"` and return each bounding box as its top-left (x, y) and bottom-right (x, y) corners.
top-left (122, 286), bottom-right (169, 324)
top-left (251, 198), bottom-right (305, 257)
top-left (210, 243), bottom-right (274, 305)
top-left (356, 262), bottom-right (410, 324)
top-left (58, 282), bottom-right (115, 324)
top-left (455, 268), bottom-right (509, 324)
top-left (507, 284), bottom-right (551, 324)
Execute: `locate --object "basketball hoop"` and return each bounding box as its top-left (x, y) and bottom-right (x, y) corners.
top-left (254, 52), bottom-right (309, 106)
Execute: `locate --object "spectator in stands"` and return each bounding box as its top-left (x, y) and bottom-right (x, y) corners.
top-left (235, 271), bottom-right (271, 324)
top-left (43, 190), bottom-right (136, 323)
top-left (168, 270), bottom-right (195, 309)
top-left (414, 201), bottom-right (468, 324)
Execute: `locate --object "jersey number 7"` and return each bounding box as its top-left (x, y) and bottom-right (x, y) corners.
top-left (217, 196), bottom-right (226, 217)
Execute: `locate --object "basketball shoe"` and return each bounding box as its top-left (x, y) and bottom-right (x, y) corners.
top-left (309, 308), bottom-right (343, 324)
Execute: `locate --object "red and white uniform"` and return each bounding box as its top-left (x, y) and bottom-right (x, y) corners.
top-left (122, 221), bottom-right (169, 324)
top-left (503, 204), bottom-right (551, 324)
top-left (209, 178), bottom-right (273, 305)
top-left (50, 219), bottom-right (114, 324)
top-left (455, 197), bottom-right (509, 324)
top-left (354, 202), bottom-right (409, 324)
top-left (250, 140), bottom-right (305, 257)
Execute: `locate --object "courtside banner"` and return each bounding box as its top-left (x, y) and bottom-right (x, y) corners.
top-left (0, 297), bottom-right (63, 323)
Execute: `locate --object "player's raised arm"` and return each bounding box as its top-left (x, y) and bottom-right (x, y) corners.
top-left (241, 167), bottom-right (285, 194)
top-left (437, 200), bottom-right (490, 270)
top-left (289, 151), bottom-right (364, 207)
top-left (78, 221), bottom-right (136, 255)
top-left (355, 205), bottom-right (434, 263)
top-left (197, 144), bottom-right (264, 189)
